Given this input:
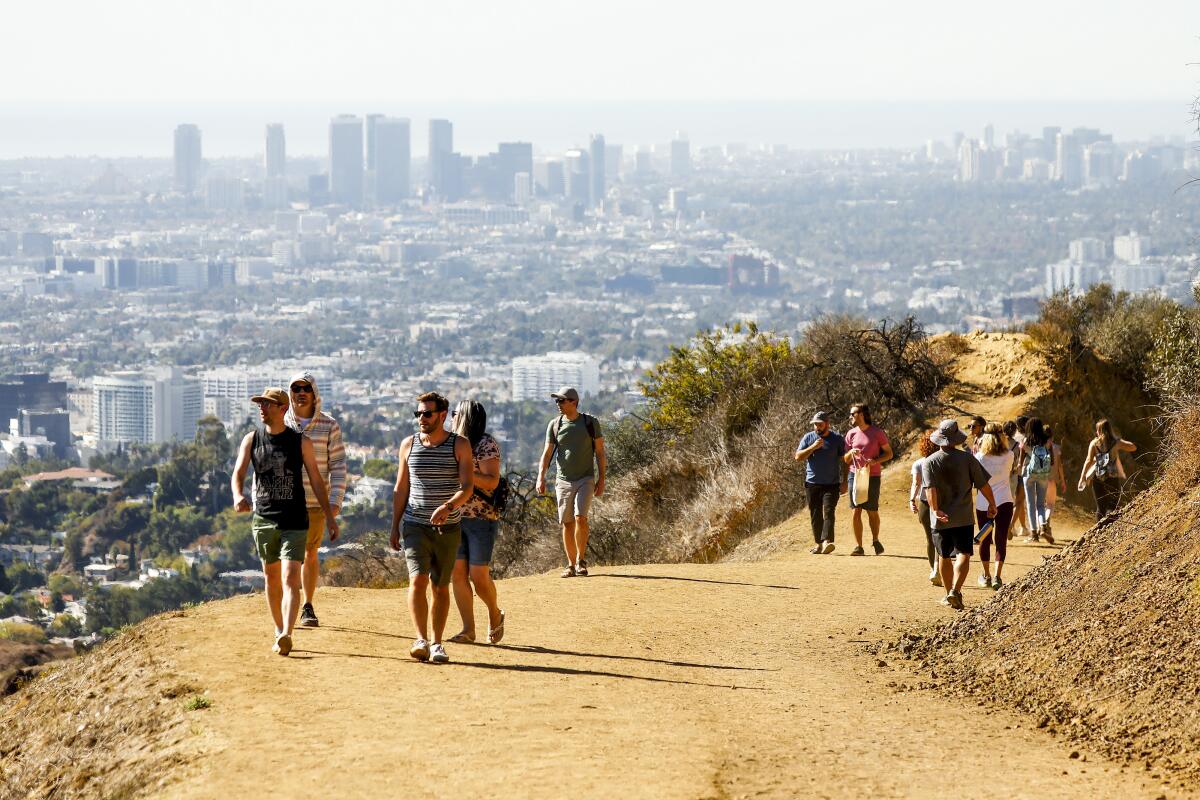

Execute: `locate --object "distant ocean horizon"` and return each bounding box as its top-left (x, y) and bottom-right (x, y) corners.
top-left (0, 99), bottom-right (1194, 160)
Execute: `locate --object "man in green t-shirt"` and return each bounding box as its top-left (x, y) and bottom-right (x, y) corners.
top-left (536, 386), bottom-right (607, 577)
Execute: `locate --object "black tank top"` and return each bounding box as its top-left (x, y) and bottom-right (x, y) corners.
top-left (251, 426), bottom-right (308, 531)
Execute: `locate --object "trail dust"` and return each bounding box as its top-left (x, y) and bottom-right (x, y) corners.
top-left (3, 333), bottom-right (1170, 798)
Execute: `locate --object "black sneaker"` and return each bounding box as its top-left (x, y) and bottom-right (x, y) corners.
top-left (872, 540), bottom-right (885, 555)
top-left (299, 603), bottom-right (319, 628)
top-left (576, 559), bottom-right (589, 577)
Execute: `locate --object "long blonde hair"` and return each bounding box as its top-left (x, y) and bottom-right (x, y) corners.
top-left (978, 422), bottom-right (1009, 457)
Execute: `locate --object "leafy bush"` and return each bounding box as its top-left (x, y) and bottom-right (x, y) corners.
top-left (1149, 306), bottom-right (1200, 407)
top-left (0, 621), bottom-right (47, 644)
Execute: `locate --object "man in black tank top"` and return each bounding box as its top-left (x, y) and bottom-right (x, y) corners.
top-left (232, 387), bottom-right (340, 656)
top-left (390, 391), bottom-right (474, 664)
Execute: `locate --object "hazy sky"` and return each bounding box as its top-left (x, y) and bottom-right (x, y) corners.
top-left (4, 1), bottom-right (1196, 103)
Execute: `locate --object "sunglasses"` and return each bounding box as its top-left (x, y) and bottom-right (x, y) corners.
top-left (554, 397), bottom-right (574, 405)
top-left (413, 410), bottom-right (440, 419)
top-left (290, 384), bottom-right (312, 393)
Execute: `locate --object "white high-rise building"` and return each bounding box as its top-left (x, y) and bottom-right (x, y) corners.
top-left (329, 115), bottom-right (364, 208)
top-left (511, 352), bottom-right (600, 401)
top-left (201, 366), bottom-right (338, 426)
top-left (93, 368), bottom-right (203, 445)
top-left (264, 123), bottom-right (288, 209)
top-left (1114, 232), bottom-right (1148, 263)
top-left (1113, 262), bottom-right (1164, 295)
top-left (1068, 238), bottom-right (1106, 265)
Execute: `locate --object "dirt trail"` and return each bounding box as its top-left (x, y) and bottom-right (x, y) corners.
top-left (65, 333), bottom-right (1159, 798)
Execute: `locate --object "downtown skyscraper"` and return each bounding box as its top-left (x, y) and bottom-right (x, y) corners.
top-left (373, 117), bottom-right (411, 205)
top-left (263, 123), bottom-right (287, 209)
top-left (173, 124), bottom-right (202, 194)
top-left (329, 115), bottom-right (364, 208)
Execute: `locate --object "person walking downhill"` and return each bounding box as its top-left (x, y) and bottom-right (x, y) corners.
top-left (1078, 419), bottom-right (1137, 520)
top-left (1016, 417), bottom-right (1054, 544)
top-left (390, 392), bottom-right (474, 664)
top-left (973, 423), bottom-right (1015, 589)
top-left (285, 372), bottom-right (347, 628)
top-left (908, 430), bottom-right (940, 586)
top-left (447, 400), bottom-right (506, 645)
top-left (536, 387), bottom-right (606, 577)
top-left (968, 416), bottom-right (987, 454)
top-left (1041, 424), bottom-right (1068, 542)
top-left (843, 403), bottom-right (892, 555)
top-left (794, 411), bottom-right (847, 555)
top-left (1003, 420), bottom-right (1028, 539)
top-left (231, 387), bottom-right (339, 656)
top-left (922, 420), bottom-right (997, 610)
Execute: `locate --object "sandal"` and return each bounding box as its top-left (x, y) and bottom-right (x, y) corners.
top-left (447, 631), bottom-right (475, 644)
top-left (808, 544), bottom-right (823, 554)
top-left (560, 565), bottom-right (576, 578)
top-left (488, 610), bottom-right (506, 644)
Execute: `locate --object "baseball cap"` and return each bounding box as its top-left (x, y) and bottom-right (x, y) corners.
top-left (250, 387), bottom-right (289, 406)
top-left (810, 411), bottom-right (830, 424)
top-left (551, 386), bottom-right (580, 402)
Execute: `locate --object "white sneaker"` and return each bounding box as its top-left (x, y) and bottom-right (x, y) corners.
top-left (821, 541), bottom-right (835, 555)
top-left (929, 568), bottom-right (943, 587)
top-left (430, 642), bottom-right (450, 663)
top-left (978, 574), bottom-right (992, 588)
top-left (410, 638), bottom-right (430, 661)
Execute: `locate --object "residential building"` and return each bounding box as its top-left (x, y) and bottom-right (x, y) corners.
top-left (93, 368), bottom-right (203, 445)
top-left (511, 352), bottom-right (600, 401)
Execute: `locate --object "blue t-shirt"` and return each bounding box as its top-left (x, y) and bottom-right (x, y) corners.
top-left (797, 430), bottom-right (846, 485)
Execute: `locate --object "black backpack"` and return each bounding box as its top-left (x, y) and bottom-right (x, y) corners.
top-left (554, 413), bottom-right (598, 447)
top-left (475, 475), bottom-right (510, 514)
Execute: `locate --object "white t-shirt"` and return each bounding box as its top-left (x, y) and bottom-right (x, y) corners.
top-left (975, 450), bottom-right (1014, 509)
top-left (911, 457), bottom-right (927, 499)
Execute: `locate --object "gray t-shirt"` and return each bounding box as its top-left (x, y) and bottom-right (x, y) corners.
top-left (546, 413), bottom-right (603, 482)
top-left (921, 448), bottom-right (990, 530)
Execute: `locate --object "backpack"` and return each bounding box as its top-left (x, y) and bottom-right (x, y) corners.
top-left (475, 475), bottom-right (510, 515)
top-left (1026, 444), bottom-right (1052, 478)
top-left (555, 413), bottom-right (598, 446)
top-left (1094, 442), bottom-right (1116, 479)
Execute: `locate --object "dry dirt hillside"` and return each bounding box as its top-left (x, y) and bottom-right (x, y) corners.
top-left (0, 333), bottom-right (1181, 799)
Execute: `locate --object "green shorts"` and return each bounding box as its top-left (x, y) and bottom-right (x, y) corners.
top-left (252, 515), bottom-right (307, 564)
top-left (402, 520), bottom-right (462, 587)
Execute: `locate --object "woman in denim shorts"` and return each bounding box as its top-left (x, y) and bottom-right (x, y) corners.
top-left (447, 401), bottom-right (506, 644)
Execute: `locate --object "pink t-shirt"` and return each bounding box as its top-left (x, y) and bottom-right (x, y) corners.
top-left (846, 425), bottom-right (889, 477)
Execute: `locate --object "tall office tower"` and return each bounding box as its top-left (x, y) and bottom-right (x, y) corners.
top-left (374, 117), bottom-right (411, 204)
top-left (538, 160), bottom-right (565, 195)
top-left (263, 124), bottom-right (288, 209)
top-left (1042, 126), bottom-right (1061, 162)
top-left (365, 113), bottom-right (384, 170)
top-left (0, 372), bottom-right (67, 433)
top-left (588, 134), bottom-right (606, 207)
top-left (635, 148), bottom-right (653, 176)
top-left (958, 138), bottom-right (981, 182)
top-left (604, 143), bottom-right (623, 180)
top-left (329, 115), bottom-right (364, 208)
top-left (173, 124), bottom-right (203, 193)
top-left (1055, 132), bottom-right (1082, 187)
top-left (982, 124), bottom-right (995, 150)
top-left (564, 149), bottom-right (590, 205)
top-left (514, 172), bottom-right (532, 204)
top-left (93, 368), bottom-right (203, 445)
top-left (493, 142), bottom-right (533, 201)
top-left (669, 133), bottom-right (691, 177)
top-left (429, 118), bottom-right (454, 195)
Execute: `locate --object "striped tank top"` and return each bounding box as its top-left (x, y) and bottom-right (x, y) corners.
top-left (403, 432), bottom-right (462, 525)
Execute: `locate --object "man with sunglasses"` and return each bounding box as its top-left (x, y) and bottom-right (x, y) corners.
top-left (390, 392), bottom-right (474, 663)
top-left (536, 386), bottom-right (606, 577)
top-left (231, 387), bottom-right (340, 656)
top-left (794, 411), bottom-right (847, 554)
top-left (843, 403), bottom-right (892, 555)
top-left (285, 371), bottom-right (346, 628)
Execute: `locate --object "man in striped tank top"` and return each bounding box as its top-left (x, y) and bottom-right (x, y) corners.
top-left (390, 392), bottom-right (474, 664)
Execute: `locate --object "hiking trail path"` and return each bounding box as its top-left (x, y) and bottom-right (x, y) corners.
top-left (134, 336), bottom-right (1166, 798)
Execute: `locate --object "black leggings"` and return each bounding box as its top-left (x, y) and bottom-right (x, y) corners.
top-left (917, 499), bottom-right (935, 567)
top-left (1093, 477), bottom-right (1121, 520)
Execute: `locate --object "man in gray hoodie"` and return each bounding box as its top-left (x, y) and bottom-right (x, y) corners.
top-left (285, 371), bottom-right (347, 627)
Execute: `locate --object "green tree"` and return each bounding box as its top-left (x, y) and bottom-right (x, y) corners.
top-left (49, 613), bottom-right (82, 638)
top-left (5, 562), bottom-right (46, 592)
top-left (362, 458), bottom-right (397, 482)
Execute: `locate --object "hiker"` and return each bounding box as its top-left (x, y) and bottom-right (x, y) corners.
top-left (921, 419), bottom-right (997, 610)
top-left (448, 400), bottom-right (506, 645)
top-left (907, 430), bottom-right (940, 585)
top-left (231, 387), bottom-right (339, 656)
top-left (968, 416), bottom-right (986, 454)
top-left (1003, 420), bottom-right (1028, 539)
top-left (794, 411), bottom-right (847, 555)
top-left (1041, 424), bottom-right (1068, 539)
top-left (1016, 417), bottom-right (1054, 544)
top-left (285, 371), bottom-right (346, 628)
top-left (1078, 419), bottom-right (1137, 520)
top-left (973, 423), bottom-right (1015, 589)
top-left (390, 392), bottom-right (474, 664)
top-left (843, 403), bottom-right (892, 555)
top-left (536, 386), bottom-right (606, 577)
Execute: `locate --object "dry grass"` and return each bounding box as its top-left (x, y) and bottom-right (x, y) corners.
top-left (0, 613), bottom-right (202, 799)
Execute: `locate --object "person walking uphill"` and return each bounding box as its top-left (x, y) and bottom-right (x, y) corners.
top-left (390, 392), bottom-right (474, 664)
top-left (231, 387), bottom-right (339, 656)
top-left (921, 419), bottom-right (996, 610)
top-left (1079, 418), bottom-right (1137, 520)
top-left (537, 387), bottom-right (607, 578)
top-left (843, 404), bottom-right (892, 555)
top-left (285, 372), bottom-right (346, 628)
top-left (794, 411), bottom-right (846, 555)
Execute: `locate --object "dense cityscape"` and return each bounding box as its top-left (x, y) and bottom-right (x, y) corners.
top-left (0, 109), bottom-right (1198, 649)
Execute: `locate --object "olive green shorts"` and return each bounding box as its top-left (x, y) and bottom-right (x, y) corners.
top-left (402, 521), bottom-right (462, 587)
top-left (252, 515), bottom-right (307, 564)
